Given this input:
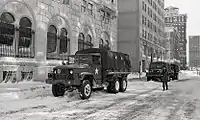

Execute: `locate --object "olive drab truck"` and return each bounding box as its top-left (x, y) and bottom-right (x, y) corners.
top-left (146, 61), bottom-right (173, 82)
top-left (46, 48), bottom-right (132, 99)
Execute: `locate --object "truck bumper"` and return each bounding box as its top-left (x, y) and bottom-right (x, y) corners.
top-left (46, 78), bottom-right (54, 84)
top-left (146, 74), bottom-right (163, 77)
top-left (45, 78), bottom-right (79, 86)
top-left (146, 75), bottom-right (163, 82)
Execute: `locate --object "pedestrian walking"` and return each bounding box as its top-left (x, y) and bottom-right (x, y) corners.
top-left (162, 67), bottom-right (169, 91)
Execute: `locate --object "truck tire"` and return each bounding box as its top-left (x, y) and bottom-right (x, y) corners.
top-left (147, 77), bottom-right (151, 81)
top-left (119, 78), bottom-right (127, 92)
top-left (107, 78), bottom-right (120, 93)
top-left (52, 84), bottom-right (65, 97)
top-left (176, 75), bottom-right (179, 80)
top-left (79, 80), bottom-right (92, 99)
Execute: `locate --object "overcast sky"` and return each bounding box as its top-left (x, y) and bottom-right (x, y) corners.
top-left (165, 0), bottom-right (200, 36)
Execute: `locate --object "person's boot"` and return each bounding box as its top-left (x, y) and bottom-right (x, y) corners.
top-left (162, 86), bottom-right (165, 91)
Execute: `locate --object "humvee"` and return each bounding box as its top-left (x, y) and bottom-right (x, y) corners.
top-left (146, 61), bottom-right (173, 82)
top-left (170, 63), bottom-right (180, 80)
top-left (46, 48), bottom-right (131, 99)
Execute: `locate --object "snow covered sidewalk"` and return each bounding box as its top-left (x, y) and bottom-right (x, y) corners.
top-left (0, 81), bottom-right (50, 93)
top-left (0, 81), bottom-right (51, 101)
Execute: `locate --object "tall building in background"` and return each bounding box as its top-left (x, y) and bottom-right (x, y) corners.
top-left (118, 0), bottom-right (165, 72)
top-left (0, 0), bottom-right (118, 82)
top-left (189, 36), bottom-right (200, 68)
top-left (164, 26), bottom-right (181, 62)
top-left (164, 6), bottom-right (187, 69)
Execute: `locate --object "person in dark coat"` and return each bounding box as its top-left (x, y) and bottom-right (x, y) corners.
top-left (162, 67), bottom-right (169, 91)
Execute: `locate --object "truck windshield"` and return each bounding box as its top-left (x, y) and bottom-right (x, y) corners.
top-left (67, 55), bottom-right (91, 65)
top-left (75, 55), bottom-right (91, 64)
top-left (150, 62), bottom-right (165, 69)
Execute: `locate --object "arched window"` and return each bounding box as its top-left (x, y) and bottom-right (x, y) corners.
top-left (47, 25), bottom-right (57, 54)
top-left (0, 12), bottom-right (15, 23)
top-left (59, 28), bottom-right (68, 54)
top-left (85, 35), bottom-right (93, 49)
top-left (18, 17), bottom-right (33, 58)
top-left (78, 33), bottom-right (84, 50)
top-left (99, 38), bottom-right (104, 48)
top-left (0, 12), bottom-right (15, 56)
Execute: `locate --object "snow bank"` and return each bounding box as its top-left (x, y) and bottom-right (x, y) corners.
top-left (127, 72), bottom-right (146, 79)
top-left (180, 70), bottom-right (199, 76)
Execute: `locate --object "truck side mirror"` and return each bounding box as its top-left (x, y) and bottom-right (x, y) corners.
top-left (163, 67), bottom-right (166, 72)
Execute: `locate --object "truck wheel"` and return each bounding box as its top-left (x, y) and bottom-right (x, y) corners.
top-left (52, 84), bottom-right (65, 97)
top-left (79, 80), bottom-right (92, 99)
top-left (119, 78), bottom-right (127, 92)
top-left (107, 78), bottom-right (120, 93)
top-left (112, 78), bottom-right (120, 93)
top-left (176, 75), bottom-right (179, 80)
top-left (147, 77), bottom-right (151, 81)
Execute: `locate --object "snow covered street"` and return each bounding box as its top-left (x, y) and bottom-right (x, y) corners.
top-left (0, 71), bottom-right (200, 120)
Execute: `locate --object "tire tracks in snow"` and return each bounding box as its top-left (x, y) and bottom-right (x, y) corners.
top-left (117, 93), bottom-right (163, 120)
top-left (83, 88), bottom-right (160, 120)
top-left (182, 99), bottom-right (198, 119)
top-left (0, 105), bottom-right (47, 116)
top-left (38, 87), bottom-right (160, 120)
top-left (117, 90), bottom-right (183, 120)
top-left (34, 87), bottom-right (160, 120)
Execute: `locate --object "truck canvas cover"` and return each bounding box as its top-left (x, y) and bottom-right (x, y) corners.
top-left (75, 48), bottom-right (131, 71)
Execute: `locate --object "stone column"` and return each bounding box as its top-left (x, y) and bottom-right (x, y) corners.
top-left (70, 31), bottom-right (78, 55)
top-left (34, 21), bottom-right (48, 81)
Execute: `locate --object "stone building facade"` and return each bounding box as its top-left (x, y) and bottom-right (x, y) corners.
top-left (189, 36), bottom-right (200, 68)
top-left (118, 0), bottom-right (166, 73)
top-left (0, 0), bottom-right (118, 82)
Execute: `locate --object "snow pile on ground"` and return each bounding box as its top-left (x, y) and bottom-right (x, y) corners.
top-left (127, 72), bottom-right (146, 79)
top-left (180, 70), bottom-right (198, 76)
top-left (178, 70), bottom-right (200, 81)
top-left (0, 81), bottom-right (50, 93)
top-left (0, 81), bottom-right (50, 101)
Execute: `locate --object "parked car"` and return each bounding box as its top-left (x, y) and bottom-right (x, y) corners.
top-left (46, 48), bottom-right (132, 99)
top-left (146, 61), bottom-right (173, 82)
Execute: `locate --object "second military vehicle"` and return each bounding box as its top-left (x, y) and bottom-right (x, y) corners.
top-left (146, 61), bottom-right (173, 82)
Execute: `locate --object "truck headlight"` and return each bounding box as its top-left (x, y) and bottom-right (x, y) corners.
top-left (57, 69), bottom-right (61, 74)
top-left (69, 70), bottom-right (73, 74)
